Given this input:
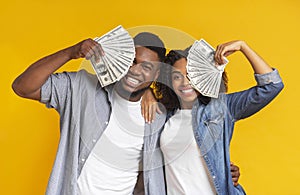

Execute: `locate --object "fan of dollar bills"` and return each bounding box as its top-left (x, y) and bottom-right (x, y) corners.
top-left (186, 39), bottom-right (228, 98)
top-left (90, 25), bottom-right (135, 87)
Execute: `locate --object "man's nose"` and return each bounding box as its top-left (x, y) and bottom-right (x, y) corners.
top-left (129, 63), bottom-right (142, 75)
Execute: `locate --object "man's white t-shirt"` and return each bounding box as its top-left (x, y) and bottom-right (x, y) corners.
top-left (77, 91), bottom-right (144, 195)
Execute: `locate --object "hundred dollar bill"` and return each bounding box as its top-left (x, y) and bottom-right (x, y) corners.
top-left (186, 39), bottom-right (228, 98)
top-left (91, 25), bottom-right (135, 87)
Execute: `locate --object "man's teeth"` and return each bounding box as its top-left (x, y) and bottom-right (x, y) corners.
top-left (127, 77), bottom-right (139, 85)
top-left (181, 89), bottom-right (193, 93)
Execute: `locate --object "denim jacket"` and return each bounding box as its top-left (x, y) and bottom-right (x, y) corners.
top-left (157, 69), bottom-right (283, 195)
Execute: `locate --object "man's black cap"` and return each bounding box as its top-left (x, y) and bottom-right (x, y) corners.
top-left (133, 32), bottom-right (166, 61)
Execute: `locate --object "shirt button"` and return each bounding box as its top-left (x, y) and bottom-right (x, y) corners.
top-left (92, 139), bottom-right (96, 143)
top-left (105, 121), bottom-right (109, 125)
top-left (81, 158), bottom-right (85, 162)
top-left (212, 175), bottom-right (216, 179)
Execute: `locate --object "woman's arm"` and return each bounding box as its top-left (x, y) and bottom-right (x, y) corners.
top-left (141, 89), bottom-right (162, 123)
top-left (215, 40), bottom-right (284, 120)
top-left (214, 40), bottom-right (272, 74)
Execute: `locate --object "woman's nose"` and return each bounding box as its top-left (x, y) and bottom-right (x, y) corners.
top-left (183, 75), bottom-right (190, 85)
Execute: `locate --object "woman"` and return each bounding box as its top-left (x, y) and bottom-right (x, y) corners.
top-left (142, 40), bottom-right (284, 194)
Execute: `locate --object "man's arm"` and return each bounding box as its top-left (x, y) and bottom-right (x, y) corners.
top-left (12, 38), bottom-right (102, 101)
top-left (231, 162), bottom-right (241, 187)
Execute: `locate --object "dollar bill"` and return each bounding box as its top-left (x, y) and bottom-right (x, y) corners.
top-left (186, 39), bottom-right (228, 98)
top-left (91, 25), bottom-right (135, 87)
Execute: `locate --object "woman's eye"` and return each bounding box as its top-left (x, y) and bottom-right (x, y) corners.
top-left (173, 74), bottom-right (182, 80)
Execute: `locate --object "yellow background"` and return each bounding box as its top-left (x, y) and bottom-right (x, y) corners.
top-left (1, 0), bottom-right (299, 194)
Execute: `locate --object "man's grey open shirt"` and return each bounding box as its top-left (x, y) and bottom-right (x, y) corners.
top-left (41, 70), bottom-right (166, 195)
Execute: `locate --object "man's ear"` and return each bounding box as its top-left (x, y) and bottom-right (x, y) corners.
top-left (154, 68), bottom-right (160, 81)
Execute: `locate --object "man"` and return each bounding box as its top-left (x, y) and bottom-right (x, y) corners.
top-left (12, 32), bottom-right (240, 195)
top-left (13, 31), bottom-right (167, 194)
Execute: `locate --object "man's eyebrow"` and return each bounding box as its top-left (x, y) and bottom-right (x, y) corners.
top-left (140, 61), bottom-right (154, 67)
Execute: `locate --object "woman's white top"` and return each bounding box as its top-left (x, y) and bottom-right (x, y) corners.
top-left (160, 109), bottom-right (216, 195)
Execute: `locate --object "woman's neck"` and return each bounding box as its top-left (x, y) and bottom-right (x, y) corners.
top-left (180, 100), bottom-right (195, 110)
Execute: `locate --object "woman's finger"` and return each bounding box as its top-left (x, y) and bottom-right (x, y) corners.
top-left (150, 103), bottom-right (157, 122)
top-left (156, 104), bottom-right (162, 114)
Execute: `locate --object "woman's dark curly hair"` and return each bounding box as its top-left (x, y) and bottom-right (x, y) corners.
top-left (153, 48), bottom-right (228, 112)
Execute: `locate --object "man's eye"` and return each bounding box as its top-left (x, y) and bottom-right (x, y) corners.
top-left (142, 63), bottom-right (152, 71)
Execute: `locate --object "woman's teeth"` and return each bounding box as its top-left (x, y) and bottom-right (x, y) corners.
top-left (181, 89), bottom-right (193, 93)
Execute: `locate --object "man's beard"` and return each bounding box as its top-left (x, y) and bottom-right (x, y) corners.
top-left (129, 87), bottom-right (148, 99)
top-left (115, 82), bottom-right (150, 101)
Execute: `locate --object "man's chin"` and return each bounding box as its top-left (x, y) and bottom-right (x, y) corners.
top-left (120, 81), bottom-right (139, 93)
top-left (116, 81), bottom-right (149, 100)
top-left (130, 87), bottom-right (148, 98)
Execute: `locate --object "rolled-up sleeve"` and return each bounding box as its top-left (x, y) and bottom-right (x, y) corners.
top-left (255, 68), bottom-right (283, 85)
top-left (227, 68), bottom-right (284, 121)
top-left (40, 72), bottom-right (76, 112)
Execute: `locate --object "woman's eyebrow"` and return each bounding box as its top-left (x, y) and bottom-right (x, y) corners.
top-left (172, 70), bottom-right (183, 74)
